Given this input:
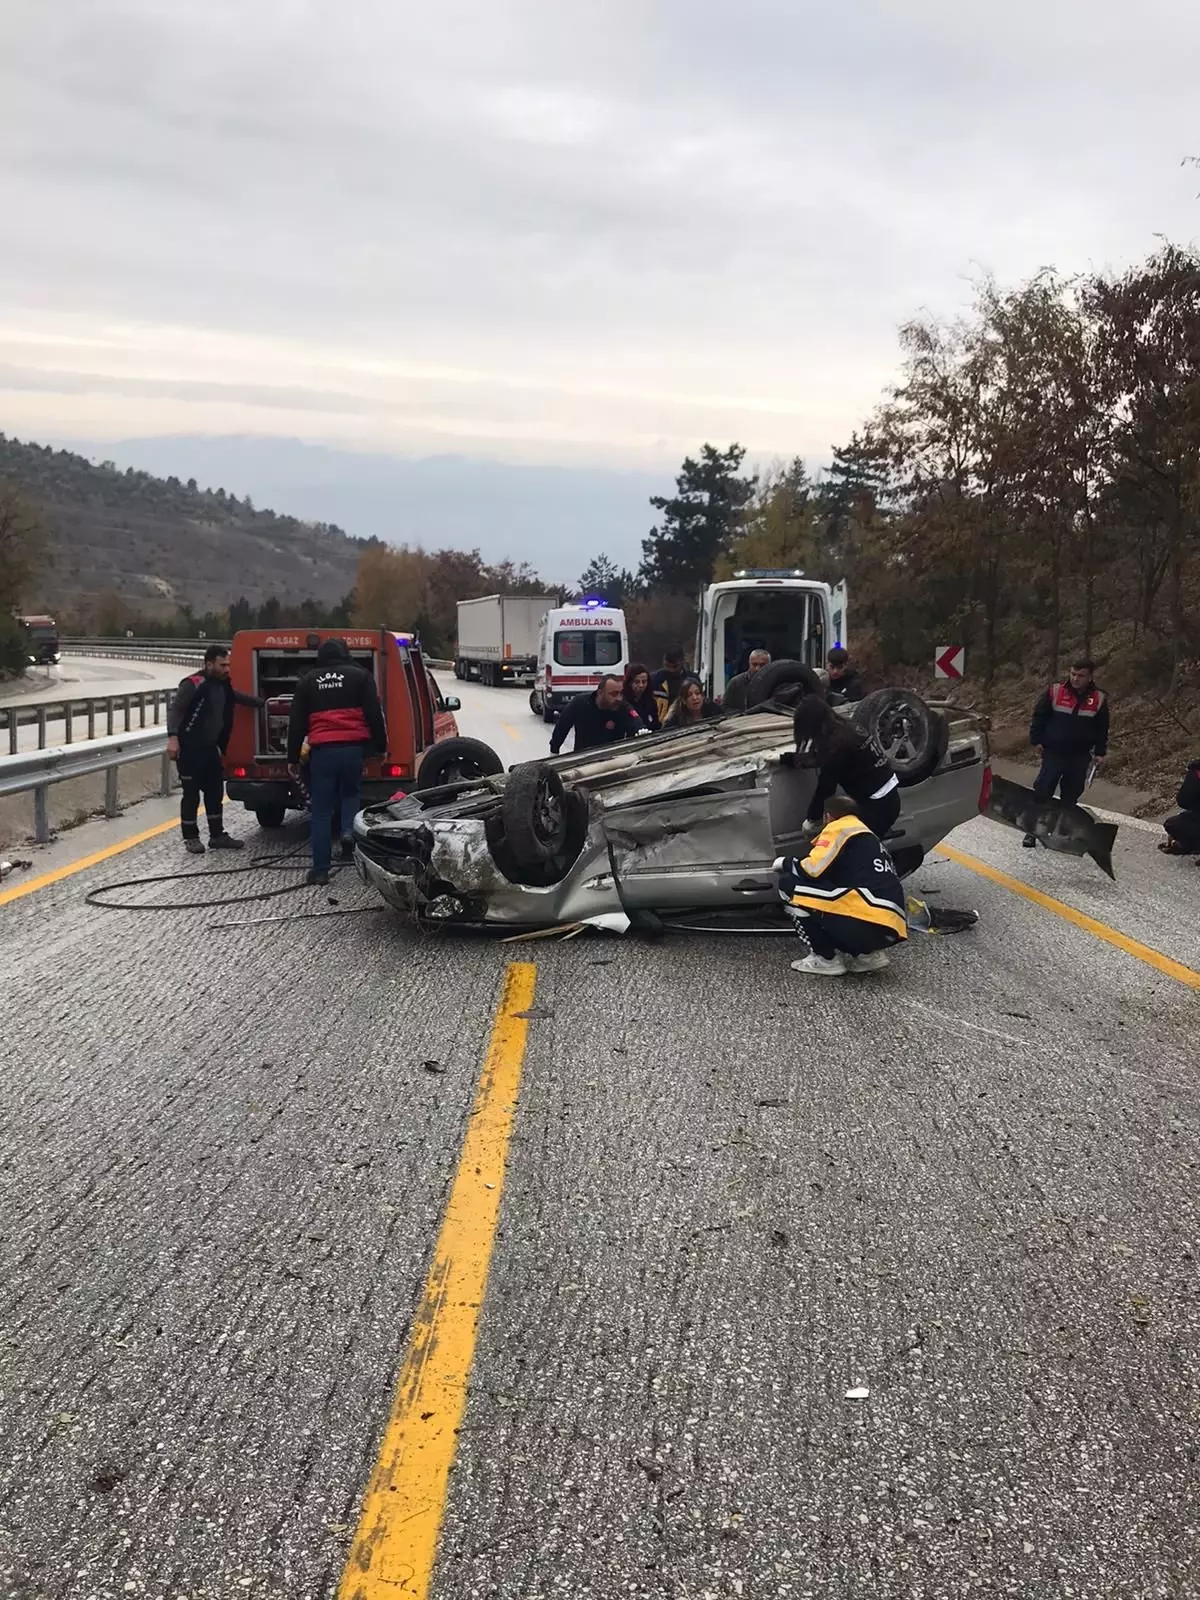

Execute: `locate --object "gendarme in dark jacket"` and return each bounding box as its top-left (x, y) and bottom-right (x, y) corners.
top-left (1030, 678), bottom-right (1109, 758)
top-left (287, 639), bottom-right (387, 761)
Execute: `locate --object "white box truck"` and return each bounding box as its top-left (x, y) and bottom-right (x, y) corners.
top-left (454, 594), bottom-right (555, 687)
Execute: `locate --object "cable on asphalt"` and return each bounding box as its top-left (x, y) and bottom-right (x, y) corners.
top-left (83, 843), bottom-right (358, 913)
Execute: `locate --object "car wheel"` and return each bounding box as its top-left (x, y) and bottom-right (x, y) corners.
top-left (851, 690), bottom-right (947, 786)
top-left (416, 736), bottom-right (505, 789)
top-left (529, 689), bottom-right (541, 716)
top-left (746, 660), bottom-right (825, 709)
top-left (502, 762), bottom-right (569, 866)
top-left (254, 805), bottom-right (287, 829)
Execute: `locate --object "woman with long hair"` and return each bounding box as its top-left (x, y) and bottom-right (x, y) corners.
top-left (622, 662), bottom-right (660, 731)
top-left (664, 676), bottom-right (719, 728)
top-left (791, 693), bottom-right (901, 838)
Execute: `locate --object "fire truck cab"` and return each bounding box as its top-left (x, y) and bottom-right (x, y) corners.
top-left (222, 628), bottom-right (461, 828)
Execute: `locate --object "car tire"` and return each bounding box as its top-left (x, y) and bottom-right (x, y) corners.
top-left (416, 736), bottom-right (505, 789)
top-left (746, 660), bottom-right (825, 709)
top-left (502, 761), bottom-right (569, 866)
top-left (529, 689), bottom-right (541, 716)
top-left (254, 805), bottom-right (287, 829)
top-left (851, 690), bottom-right (948, 786)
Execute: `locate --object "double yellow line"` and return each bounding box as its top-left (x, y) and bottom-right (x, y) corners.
top-left (338, 962), bottom-right (537, 1598)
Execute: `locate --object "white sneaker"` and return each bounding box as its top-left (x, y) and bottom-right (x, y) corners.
top-left (790, 952), bottom-right (849, 977)
top-left (847, 949), bottom-right (890, 974)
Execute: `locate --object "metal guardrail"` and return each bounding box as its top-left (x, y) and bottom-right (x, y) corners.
top-left (0, 729), bottom-right (171, 844)
top-left (58, 639), bottom-right (455, 670)
top-left (2, 690), bottom-right (173, 754)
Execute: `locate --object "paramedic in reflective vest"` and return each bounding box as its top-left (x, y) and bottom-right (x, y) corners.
top-left (1025, 659), bottom-right (1109, 847)
top-left (287, 638), bottom-right (387, 885)
top-left (777, 797), bottom-right (909, 976)
top-left (790, 693), bottom-right (902, 839)
top-left (167, 645), bottom-right (265, 855)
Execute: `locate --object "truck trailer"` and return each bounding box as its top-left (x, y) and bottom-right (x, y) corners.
top-left (454, 593), bottom-right (554, 687)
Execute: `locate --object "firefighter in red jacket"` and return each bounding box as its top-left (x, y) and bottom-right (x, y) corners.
top-left (1025, 659), bottom-right (1109, 847)
top-left (287, 638), bottom-right (387, 884)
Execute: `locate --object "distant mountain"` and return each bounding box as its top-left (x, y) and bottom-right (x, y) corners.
top-left (1, 434), bottom-right (367, 617)
top-left (71, 436), bottom-right (662, 579)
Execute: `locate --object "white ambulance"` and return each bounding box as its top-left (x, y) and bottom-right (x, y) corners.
top-left (529, 601), bottom-right (629, 722)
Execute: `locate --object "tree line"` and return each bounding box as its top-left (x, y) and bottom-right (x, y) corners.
top-left (576, 243), bottom-right (1200, 697)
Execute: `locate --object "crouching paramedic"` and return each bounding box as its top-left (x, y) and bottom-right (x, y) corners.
top-left (287, 639), bottom-right (387, 885)
top-left (776, 797), bottom-right (908, 977)
top-left (167, 645), bottom-right (264, 855)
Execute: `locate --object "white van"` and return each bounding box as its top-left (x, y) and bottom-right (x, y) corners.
top-left (529, 602), bottom-right (629, 722)
top-left (696, 570), bottom-right (847, 699)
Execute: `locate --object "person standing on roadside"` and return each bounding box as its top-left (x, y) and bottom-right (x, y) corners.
top-left (650, 648), bottom-right (687, 721)
top-left (550, 674), bottom-right (644, 755)
top-left (622, 662), bottom-right (661, 731)
top-left (722, 648), bottom-right (772, 711)
top-left (287, 638), bottom-right (387, 885)
top-left (1025, 659), bottom-right (1109, 847)
top-left (167, 645), bottom-right (264, 855)
top-left (825, 646), bottom-right (866, 703)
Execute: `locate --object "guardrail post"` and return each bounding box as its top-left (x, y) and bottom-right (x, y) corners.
top-left (123, 695), bottom-right (132, 732)
top-left (104, 766), bottom-right (119, 819)
top-left (88, 702), bottom-right (96, 740)
top-left (5, 712), bottom-right (14, 757)
top-left (106, 697), bottom-right (114, 736)
top-left (37, 707), bottom-right (47, 750)
top-left (33, 785), bottom-right (50, 844)
top-left (64, 703), bottom-right (74, 744)
top-left (138, 692), bottom-right (146, 728)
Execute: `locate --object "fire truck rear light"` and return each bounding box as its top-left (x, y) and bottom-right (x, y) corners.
top-left (383, 764), bottom-right (404, 779)
top-left (229, 766), bottom-right (247, 779)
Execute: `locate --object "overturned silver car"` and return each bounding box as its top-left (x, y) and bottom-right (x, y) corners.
top-left (353, 675), bottom-right (991, 930)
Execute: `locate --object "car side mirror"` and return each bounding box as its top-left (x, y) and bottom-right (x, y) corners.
top-left (444, 696), bottom-right (461, 711)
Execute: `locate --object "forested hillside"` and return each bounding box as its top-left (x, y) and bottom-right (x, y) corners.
top-left (0, 435), bottom-right (371, 620)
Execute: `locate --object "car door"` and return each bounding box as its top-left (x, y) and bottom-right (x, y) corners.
top-left (600, 779), bottom-right (779, 911)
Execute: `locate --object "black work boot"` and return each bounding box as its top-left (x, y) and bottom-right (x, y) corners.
top-left (208, 833), bottom-right (245, 851)
top-left (184, 837), bottom-right (205, 856)
top-left (1022, 833), bottom-right (1037, 848)
top-left (339, 835), bottom-right (355, 862)
top-left (306, 868), bottom-right (330, 886)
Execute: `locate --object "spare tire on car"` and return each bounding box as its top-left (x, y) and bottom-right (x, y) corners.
top-left (502, 761), bottom-right (569, 867)
top-left (850, 689), bottom-right (948, 786)
top-left (415, 736), bottom-right (505, 790)
top-left (746, 659), bottom-right (825, 709)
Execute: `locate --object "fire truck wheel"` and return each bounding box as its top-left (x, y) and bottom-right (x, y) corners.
top-left (254, 806), bottom-right (287, 829)
top-left (416, 736), bottom-right (505, 790)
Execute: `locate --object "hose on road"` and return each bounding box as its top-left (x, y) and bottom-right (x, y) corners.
top-left (83, 842), bottom-right (355, 914)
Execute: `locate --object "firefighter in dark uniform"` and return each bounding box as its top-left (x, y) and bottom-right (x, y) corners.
top-left (777, 796), bottom-right (909, 976)
top-left (166, 645), bottom-right (264, 854)
top-left (1025, 659), bottom-right (1109, 846)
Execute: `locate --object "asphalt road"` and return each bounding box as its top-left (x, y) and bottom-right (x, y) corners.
top-left (1, 682), bottom-right (1197, 1600)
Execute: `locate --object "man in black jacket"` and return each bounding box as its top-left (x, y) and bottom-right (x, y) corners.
top-left (722, 648), bottom-right (771, 712)
top-left (167, 645), bottom-right (264, 854)
top-left (287, 638), bottom-right (387, 884)
top-left (826, 647), bottom-right (865, 704)
top-left (1025, 659), bottom-right (1109, 846)
top-left (550, 675), bottom-right (643, 755)
top-left (1160, 758), bottom-right (1200, 855)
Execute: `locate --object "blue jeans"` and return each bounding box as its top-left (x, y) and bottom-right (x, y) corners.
top-left (308, 742), bottom-right (365, 872)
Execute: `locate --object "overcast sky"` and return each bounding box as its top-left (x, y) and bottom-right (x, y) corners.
top-left (1, 0), bottom-right (1198, 475)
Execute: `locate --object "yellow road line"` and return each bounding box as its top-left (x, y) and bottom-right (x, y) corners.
top-left (501, 721), bottom-right (521, 742)
top-left (0, 816), bottom-right (179, 907)
top-left (940, 843), bottom-right (1200, 990)
top-left (339, 961), bottom-right (538, 1599)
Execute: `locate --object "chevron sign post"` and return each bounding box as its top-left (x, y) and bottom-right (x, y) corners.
top-left (934, 645), bottom-right (965, 680)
